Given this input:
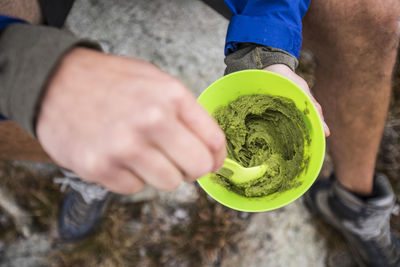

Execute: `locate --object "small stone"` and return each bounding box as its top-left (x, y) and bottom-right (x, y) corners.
top-left (174, 208), bottom-right (188, 220)
top-left (159, 183), bottom-right (199, 205)
top-left (125, 221), bottom-right (143, 233)
top-left (139, 247), bottom-right (146, 257)
top-left (120, 186), bottom-right (159, 203)
top-left (392, 204), bottom-right (400, 216)
top-left (239, 212), bottom-right (250, 219)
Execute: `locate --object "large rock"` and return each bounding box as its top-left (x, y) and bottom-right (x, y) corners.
top-left (65, 0), bottom-right (228, 96)
top-left (221, 200), bottom-right (327, 267)
top-left (0, 234), bottom-right (51, 267)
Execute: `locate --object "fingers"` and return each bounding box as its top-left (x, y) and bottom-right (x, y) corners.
top-left (146, 116), bottom-right (215, 181)
top-left (98, 167), bottom-right (145, 195)
top-left (310, 97), bottom-right (330, 137)
top-left (302, 89), bottom-right (330, 137)
top-left (264, 65), bottom-right (330, 137)
top-left (122, 145), bottom-right (184, 191)
top-left (178, 93), bottom-right (227, 172)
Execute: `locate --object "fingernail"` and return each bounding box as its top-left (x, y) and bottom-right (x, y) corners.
top-left (213, 164), bottom-right (224, 173)
top-left (323, 121), bottom-right (330, 136)
top-left (213, 168), bottom-right (221, 173)
top-left (213, 132), bottom-right (226, 151)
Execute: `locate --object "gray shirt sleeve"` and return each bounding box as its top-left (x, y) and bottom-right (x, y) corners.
top-left (0, 23), bottom-right (101, 137)
top-left (224, 43), bottom-right (298, 75)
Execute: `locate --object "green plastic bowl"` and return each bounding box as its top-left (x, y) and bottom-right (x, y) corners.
top-left (197, 70), bottom-right (325, 212)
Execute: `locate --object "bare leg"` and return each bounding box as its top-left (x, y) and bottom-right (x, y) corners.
top-left (0, 0), bottom-right (42, 24)
top-left (303, 1), bottom-right (400, 194)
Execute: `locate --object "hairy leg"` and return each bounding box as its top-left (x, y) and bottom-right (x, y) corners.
top-left (0, 0), bottom-right (42, 24)
top-left (303, 1), bottom-right (400, 194)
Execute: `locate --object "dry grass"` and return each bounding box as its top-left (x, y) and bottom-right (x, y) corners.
top-left (49, 202), bottom-right (137, 266)
top-left (0, 160), bottom-right (62, 242)
top-left (49, 188), bottom-right (249, 267)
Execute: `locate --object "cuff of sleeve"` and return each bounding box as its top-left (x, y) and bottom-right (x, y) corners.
top-left (0, 24), bottom-right (101, 137)
top-left (224, 43), bottom-right (298, 75)
top-left (225, 14), bottom-right (302, 58)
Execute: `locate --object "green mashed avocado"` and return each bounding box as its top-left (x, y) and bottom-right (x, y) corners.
top-left (212, 94), bottom-right (310, 197)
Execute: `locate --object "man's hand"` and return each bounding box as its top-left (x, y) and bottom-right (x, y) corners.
top-left (264, 64), bottom-right (330, 136)
top-left (37, 48), bottom-right (226, 194)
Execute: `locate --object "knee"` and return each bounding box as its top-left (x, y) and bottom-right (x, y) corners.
top-left (362, 1), bottom-right (400, 50)
top-left (304, 0), bottom-right (400, 55)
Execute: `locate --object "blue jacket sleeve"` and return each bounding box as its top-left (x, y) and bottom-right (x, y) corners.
top-left (0, 15), bottom-right (26, 31)
top-left (224, 0), bottom-right (310, 58)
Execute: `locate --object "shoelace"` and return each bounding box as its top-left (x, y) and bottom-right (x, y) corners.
top-left (53, 169), bottom-right (109, 204)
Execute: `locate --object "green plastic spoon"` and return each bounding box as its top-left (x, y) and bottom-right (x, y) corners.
top-left (217, 158), bottom-right (269, 185)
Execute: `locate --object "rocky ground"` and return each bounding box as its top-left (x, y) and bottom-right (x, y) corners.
top-left (1, 0), bottom-right (400, 266)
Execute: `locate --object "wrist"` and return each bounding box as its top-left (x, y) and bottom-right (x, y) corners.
top-left (224, 44), bottom-right (298, 75)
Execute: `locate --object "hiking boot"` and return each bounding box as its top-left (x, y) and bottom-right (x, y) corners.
top-left (304, 173), bottom-right (400, 267)
top-left (55, 170), bottom-right (112, 242)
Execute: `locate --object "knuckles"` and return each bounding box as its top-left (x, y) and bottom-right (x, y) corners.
top-left (83, 154), bottom-right (114, 181)
top-left (136, 105), bottom-right (169, 133)
top-left (108, 133), bottom-right (144, 162)
top-left (164, 79), bottom-right (192, 105)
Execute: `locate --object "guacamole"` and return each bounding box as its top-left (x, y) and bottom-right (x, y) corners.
top-left (212, 94), bottom-right (310, 197)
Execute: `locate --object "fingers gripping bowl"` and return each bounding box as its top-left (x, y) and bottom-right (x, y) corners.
top-left (197, 70), bottom-right (325, 212)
